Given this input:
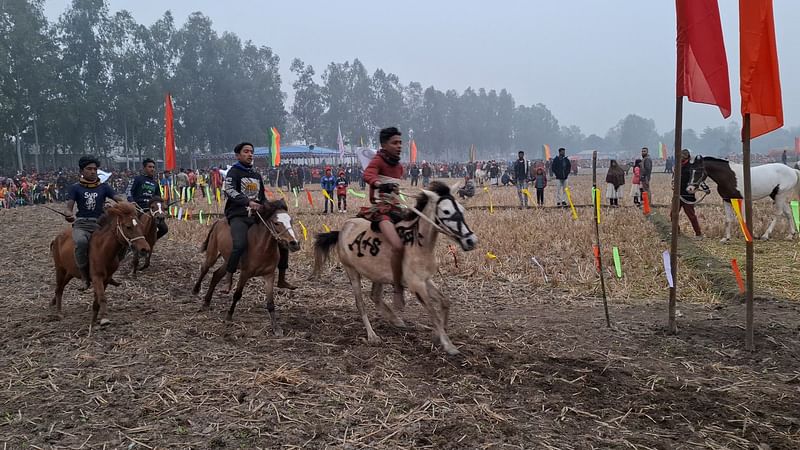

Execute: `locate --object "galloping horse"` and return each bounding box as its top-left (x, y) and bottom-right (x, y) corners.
top-left (192, 199), bottom-right (300, 335)
top-left (131, 199), bottom-right (166, 275)
top-left (50, 202), bottom-right (151, 325)
top-left (312, 182), bottom-right (478, 356)
top-left (686, 156), bottom-right (800, 241)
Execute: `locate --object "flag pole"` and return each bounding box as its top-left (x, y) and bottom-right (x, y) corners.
top-left (742, 113), bottom-right (754, 351)
top-left (668, 97), bottom-right (683, 334)
top-left (592, 150), bottom-right (611, 328)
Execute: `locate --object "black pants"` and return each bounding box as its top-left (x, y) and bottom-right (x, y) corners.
top-left (337, 194), bottom-right (347, 211)
top-left (226, 216), bottom-right (256, 273)
top-left (411, 176), bottom-right (419, 186)
top-left (156, 218), bottom-right (168, 240)
top-left (536, 188), bottom-right (544, 205)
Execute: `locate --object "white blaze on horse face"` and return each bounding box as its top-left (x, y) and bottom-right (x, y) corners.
top-left (157, 202), bottom-right (163, 214)
top-left (132, 218), bottom-right (138, 227)
top-left (276, 212), bottom-right (297, 241)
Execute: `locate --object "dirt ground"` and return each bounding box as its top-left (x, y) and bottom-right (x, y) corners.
top-left (1, 195), bottom-right (799, 449)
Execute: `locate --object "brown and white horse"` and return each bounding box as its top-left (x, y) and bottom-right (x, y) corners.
top-left (312, 182), bottom-right (478, 355)
top-left (131, 199), bottom-right (166, 275)
top-left (686, 156), bottom-right (800, 241)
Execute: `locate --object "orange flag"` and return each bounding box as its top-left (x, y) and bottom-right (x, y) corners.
top-left (676, 0), bottom-right (731, 118)
top-left (164, 93), bottom-right (176, 171)
top-left (410, 140), bottom-right (418, 163)
top-left (740, 0), bottom-right (783, 138)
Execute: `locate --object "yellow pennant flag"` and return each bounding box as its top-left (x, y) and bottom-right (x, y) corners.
top-left (486, 251), bottom-right (497, 260)
top-left (730, 198), bottom-right (753, 242)
top-left (298, 220), bottom-right (308, 241)
top-left (564, 187), bottom-right (578, 220)
top-left (215, 188), bottom-right (221, 205)
top-left (322, 223), bottom-right (331, 232)
top-left (521, 188), bottom-right (532, 201)
top-left (321, 189), bottom-right (333, 204)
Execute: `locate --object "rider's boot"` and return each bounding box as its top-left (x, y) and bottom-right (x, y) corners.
top-left (277, 269), bottom-right (297, 290)
top-left (78, 265), bottom-right (91, 291)
top-left (391, 247), bottom-right (405, 312)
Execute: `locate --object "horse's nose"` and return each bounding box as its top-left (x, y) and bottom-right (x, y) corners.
top-left (289, 241), bottom-right (301, 252)
top-left (463, 235), bottom-right (478, 251)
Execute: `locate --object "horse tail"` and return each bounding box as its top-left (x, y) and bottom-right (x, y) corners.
top-left (312, 231), bottom-right (340, 278)
top-left (200, 220), bottom-right (219, 253)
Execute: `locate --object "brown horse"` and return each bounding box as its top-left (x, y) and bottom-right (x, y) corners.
top-left (50, 202), bottom-right (151, 325)
top-left (191, 199), bottom-right (300, 335)
top-left (131, 199), bottom-right (166, 275)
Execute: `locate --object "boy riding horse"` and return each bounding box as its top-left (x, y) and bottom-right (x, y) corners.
top-left (64, 156), bottom-right (126, 290)
top-left (359, 127), bottom-right (405, 310)
top-left (127, 158), bottom-right (168, 240)
top-left (222, 142), bottom-right (296, 294)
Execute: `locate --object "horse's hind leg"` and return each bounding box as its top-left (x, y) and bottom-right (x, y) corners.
top-left (50, 267), bottom-right (68, 319)
top-left (371, 282), bottom-right (406, 328)
top-left (722, 202), bottom-right (735, 242)
top-left (344, 266), bottom-right (380, 344)
top-left (202, 266), bottom-right (227, 311)
top-left (192, 254), bottom-right (217, 296)
top-left (761, 200), bottom-right (783, 240)
top-left (263, 271), bottom-right (282, 336)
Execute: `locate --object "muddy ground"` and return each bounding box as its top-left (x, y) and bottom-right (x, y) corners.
top-left (1, 206), bottom-right (799, 449)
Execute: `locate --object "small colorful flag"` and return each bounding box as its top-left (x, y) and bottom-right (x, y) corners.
top-left (486, 252), bottom-right (497, 260)
top-left (322, 224), bottom-right (331, 232)
top-left (791, 200), bottom-right (799, 232)
top-left (348, 188), bottom-right (366, 199)
top-left (731, 258), bottom-right (745, 294)
top-left (564, 187), bottom-right (578, 220)
top-left (298, 221), bottom-right (308, 240)
top-left (612, 247), bottom-right (622, 278)
top-left (730, 198), bottom-right (753, 242)
top-left (306, 189), bottom-right (314, 207)
top-left (642, 191), bottom-right (651, 215)
top-left (662, 250), bottom-right (674, 288)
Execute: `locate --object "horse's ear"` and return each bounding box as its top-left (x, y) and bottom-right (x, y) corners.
top-left (694, 155), bottom-right (702, 163)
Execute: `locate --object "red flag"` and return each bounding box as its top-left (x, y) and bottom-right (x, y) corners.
top-left (164, 94), bottom-right (176, 171)
top-left (676, 0), bottom-right (731, 118)
top-left (410, 140), bottom-right (417, 163)
top-left (795, 137), bottom-right (800, 155)
top-left (740, 0), bottom-right (783, 139)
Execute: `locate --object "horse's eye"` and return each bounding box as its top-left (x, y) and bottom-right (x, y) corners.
top-left (442, 209), bottom-right (450, 215)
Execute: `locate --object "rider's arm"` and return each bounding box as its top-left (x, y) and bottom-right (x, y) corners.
top-left (126, 176), bottom-right (140, 202)
top-left (363, 157), bottom-right (382, 188)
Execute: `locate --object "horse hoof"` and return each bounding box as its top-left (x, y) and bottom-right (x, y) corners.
top-left (99, 318), bottom-right (111, 326)
top-left (720, 238), bottom-right (730, 244)
top-left (273, 328), bottom-right (284, 337)
top-left (367, 335), bottom-right (382, 345)
top-left (445, 347), bottom-right (462, 357)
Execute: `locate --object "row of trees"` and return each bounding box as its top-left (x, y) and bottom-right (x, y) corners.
top-left (2, 0), bottom-right (797, 172)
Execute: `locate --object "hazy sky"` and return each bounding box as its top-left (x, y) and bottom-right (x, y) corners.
top-left (44, 0), bottom-right (799, 137)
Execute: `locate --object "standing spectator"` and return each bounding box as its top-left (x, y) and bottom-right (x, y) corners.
top-left (532, 165), bottom-right (547, 206)
top-left (512, 151), bottom-right (529, 208)
top-left (671, 149), bottom-right (702, 238)
top-left (551, 147), bottom-right (572, 207)
top-left (782, 149), bottom-right (788, 165)
top-left (421, 161), bottom-right (432, 187)
top-left (335, 170), bottom-right (349, 213)
top-left (320, 167), bottom-right (336, 214)
top-left (640, 147), bottom-right (653, 202)
top-left (605, 160), bottom-right (625, 207)
top-left (409, 164), bottom-right (420, 186)
top-left (630, 159), bottom-right (642, 206)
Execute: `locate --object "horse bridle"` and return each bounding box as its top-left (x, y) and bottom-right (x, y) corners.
top-left (683, 168), bottom-right (712, 205)
top-left (255, 210), bottom-right (296, 243)
top-left (115, 219), bottom-right (147, 248)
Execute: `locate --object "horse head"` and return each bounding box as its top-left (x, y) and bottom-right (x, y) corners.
top-left (685, 155), bottom-right (708, 195)
top-left (107, 201), bottom-right (151, 257)
top-left (147, 198), bottom-right (167, 221)
top-left (260, 199), bottom-right (301, 252)
top-left (421, 181), bottom-right (478, 251)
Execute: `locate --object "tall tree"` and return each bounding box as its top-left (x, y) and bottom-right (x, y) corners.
top-left (290, 58), bottom-right (324, 145)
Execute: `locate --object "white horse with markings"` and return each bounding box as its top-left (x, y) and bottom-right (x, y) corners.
top-left (686, 156), bottom-right (800, 241)
top-left (312, 182), bottom-right (478, 355)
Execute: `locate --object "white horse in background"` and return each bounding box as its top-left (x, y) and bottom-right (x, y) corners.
top-left (686, 156), bottom-right (800, 241)
top-left (474, 168), bottom-right (489, 186)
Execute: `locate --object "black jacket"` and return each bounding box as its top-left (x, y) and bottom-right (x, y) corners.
top-left (552, 156), bottom-right (571, 180)
top-left (224, 163), bottom-right (266, 219)
top-left (127, 174), bottom-right (160, 210)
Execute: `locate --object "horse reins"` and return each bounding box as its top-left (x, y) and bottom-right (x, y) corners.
top-left (116, 221), bottom-right (147, 248)
top-left (255, 210), bottom-right (296, 242)
top-left (683, 168), bottom-right (712, 205)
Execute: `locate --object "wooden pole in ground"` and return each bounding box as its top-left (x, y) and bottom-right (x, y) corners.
top-left (668, 97), bottom-right (683, 334)
top-left (592, 150), bottom-right (611, 328)
top-left (742, 114), bottom-right (754, 351)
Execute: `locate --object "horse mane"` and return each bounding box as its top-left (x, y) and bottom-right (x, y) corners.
top-left (98, 202), bottom-right (137, 227)
top-left (702, 156), bottom-right (730, 163)
top-left (403, 181), bottom-right (453, 220)
top-left (261, 198), bottom-right (288, 217)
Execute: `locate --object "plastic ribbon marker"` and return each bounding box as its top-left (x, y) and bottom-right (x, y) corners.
top-left (792, 200), bottom-right (800, 233)
top-left (348, 188), bottom-right (366, 199)
top-left (322, 223), bottom-right (331, 232)
top-left (306, 189), bottom-right (314, 207)
top-left (731, 258), bottom-right (745, 294)
top-left (730, 198), bottom-right (753, 242)
top-left (483, 186), bottom-right (494, 214)
top-left (612, 246), bottom-right (622, 278)
top-left (298, 221), bottom-right (308, 241)
top-left (564, 187), bottom-right (578, 220)
top-left (322, 189), bottom-right (333, 205)
top-left (642, 191), bottom-right (651, 215)
top-left (592, 244), bottom-right (601, 271)
top-left (531, 256), bottom-right (548, 282)
top-left (486, 251), bottom-right (497, 260)
top-left (662, 250), bottom-right (674, 288)
top-left (594, 187), bottom-right (601, 224)
top-left (448, 244), bottom-right (459, 268)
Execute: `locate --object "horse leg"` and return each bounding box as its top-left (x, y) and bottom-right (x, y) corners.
top-left (371, 282), bottom-right (406, 328)
top-left (50, 267), bottom-right (67, 319)
top-left (781, 200), bottom-right (797, 239)
top-left (761, 200), bottom-right (783, 240)
top-left (93, 274), bottom-right (111, 326)
top-left (140, 251), bottom-right (152, 270)
top-left (426, 279), bottom-right (450, 328)
top-left (263, 271), bottom-right (282, 337)
top-left (202, 266), bottom-right (227, 311)
top-left (721, 202), bottom-right (734, 242)
top-left (226, 273), bottom-right (249, 322)
top-left (344, 265), bottom-right (380, 344)
top-left (412, 284), bottom-right (459, 356)
top-left (131, 252), bottom-right (139, 276)
top-left (192, 255), bottom-right (216, 296)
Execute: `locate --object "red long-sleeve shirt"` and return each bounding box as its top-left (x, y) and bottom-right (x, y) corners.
top-left (363, 150), bottom-right (404, 203)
